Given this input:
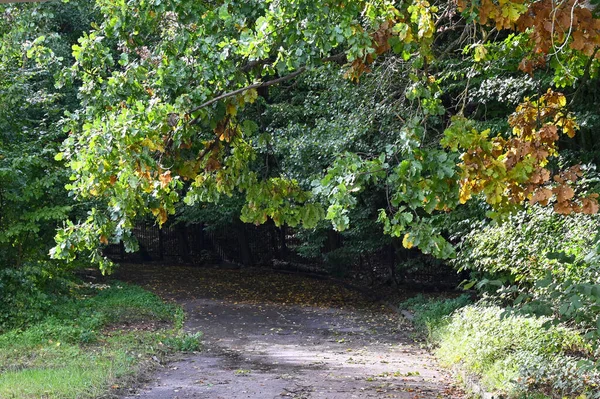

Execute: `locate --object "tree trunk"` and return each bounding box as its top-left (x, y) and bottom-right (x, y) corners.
top-left (269, 221), bottom-right (280, 258)
top-left (324, 229), bottom-right (341, 253)
top-left (158, 227), bottom-right (164, 260)
top-left (278, 225), bottom-right (288, 261)
top-left (388, 243), bottom-right (398, 286)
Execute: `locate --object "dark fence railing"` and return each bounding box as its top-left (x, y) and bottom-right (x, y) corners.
top-left (104, 221), bottom-right (461, 287)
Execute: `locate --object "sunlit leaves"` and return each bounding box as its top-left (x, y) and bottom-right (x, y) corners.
top-left (457, 0), bottom-right (528, 30)
top-left (459, 0), bottom-right (600, 83)
top-left (443, 90), bottom-right (599, 216)
top-left (49, 0), bottom-right (600, 268)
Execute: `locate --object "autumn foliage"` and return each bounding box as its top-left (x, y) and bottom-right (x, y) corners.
top-left (444, 90), bottom-right (599, 215)
top-left (458, 0), bottom-right (600, 73)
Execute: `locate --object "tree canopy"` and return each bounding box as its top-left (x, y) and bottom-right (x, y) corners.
top-left (38, 0), bottom-right (600, 270)
top-left (0, 0), bottom-right (597, 269)
top-left (3, 2), bottom-right (600, 395)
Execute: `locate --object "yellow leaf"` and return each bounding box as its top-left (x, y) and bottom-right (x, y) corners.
top-left (141, 138), bottom-right (157, 151)
top-left (402, 233), bottom-right (414, 249)
top-left (226, 102), bottom-right (237, 116)
top-left (474, 44), bottom-right (487, 62)
top-left (158, 208), bottom-right (168, 225)
top-left (558, 94), bottom-right (566, 107)
top-left (459, 184), bottom-right (472, 204)
top-left (152, 207), bottom-right (168, 225)
top-left (141, 138), bottom-right (165, 152)
top-left (243, 88), bottom-right (258, 104)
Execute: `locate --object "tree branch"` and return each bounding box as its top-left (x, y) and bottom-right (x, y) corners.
top-left (241, 58), bottom-right (274, 73)
top-left (188, 53), bottom-right (348, 125)
top-left (189, 67), bottom-right (306, 120)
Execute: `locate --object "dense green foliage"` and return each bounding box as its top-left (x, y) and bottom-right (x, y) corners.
top-left (2, 0), bottom-right (600, 396)
top-left (454, 205), bottom-right (600, 336)
top-left (0, 1), bottom-right (99, 333)
top-left (438, 306), bottom-right (598, 398)
top-left (401, 296), bottom-right (599, 397)
top-left (0, 2), bottom-right (91, 265)
top-left (0, 282), bottom-right (200, 399)
top-left (37, 0), bottom-right (599, 268)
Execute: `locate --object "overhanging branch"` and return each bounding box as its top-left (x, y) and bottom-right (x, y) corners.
top-left (188, 53), bottom-right (347, 125)
top-left (188, 67), bottom-right (306, 124)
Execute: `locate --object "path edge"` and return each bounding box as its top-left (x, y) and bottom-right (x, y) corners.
top-left (266, 267), bottom-right (500, 399)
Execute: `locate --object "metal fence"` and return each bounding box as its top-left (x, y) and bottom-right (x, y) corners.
top-left (104, 221), bottom-right (461, 287)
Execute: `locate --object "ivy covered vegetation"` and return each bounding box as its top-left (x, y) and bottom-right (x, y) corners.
top-left (2, 0), bottom-right (600, 397)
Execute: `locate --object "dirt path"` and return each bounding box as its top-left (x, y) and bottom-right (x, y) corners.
top-left (114, 264), bottom-right (463, 399)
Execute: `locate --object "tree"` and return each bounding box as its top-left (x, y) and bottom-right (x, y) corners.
top-left (48, 0), bottom-right (600, 270)
top-left (0, 1), bottom-right (94, 266)
top-left (0, 0), bottom-right (98, 329)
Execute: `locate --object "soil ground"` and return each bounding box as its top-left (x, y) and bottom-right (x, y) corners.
top-left (113, 263), bottom-right (464, 399)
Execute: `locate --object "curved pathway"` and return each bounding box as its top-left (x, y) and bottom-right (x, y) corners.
top-left (115, 264), bottom-right (463, 399)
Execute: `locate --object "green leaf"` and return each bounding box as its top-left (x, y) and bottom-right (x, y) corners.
top-left (218, 5), bottom-right (229, 20)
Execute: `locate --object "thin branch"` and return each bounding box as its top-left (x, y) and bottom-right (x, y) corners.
top-left (355, 168), bottom-right (387, 177)
top-left (196, 139), bottom-right (220, 164)
top-left (188, 53), bottom-right (347, 125)
top-left (438, 23), bottom-right (470, 60)
top-left (241, 58), bottom-right (274, 73)
top-left (189, 68), bottom-right (306, 119)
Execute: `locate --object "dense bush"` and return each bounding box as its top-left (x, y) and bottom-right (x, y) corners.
top-left (435, 305), bottom-right (599, 398)
top-left (401, 293), bottom-right (600, 397)
top-left (453, 205), bottom-right (599, 285)
top-left (0, 262), bottom-right (73, 332)
top-left (399, 294), bottom-right (472, 342)
top-left (0, 1), bottom-right (96, 329)
top-left (452, 205), bottom-right (600, 337)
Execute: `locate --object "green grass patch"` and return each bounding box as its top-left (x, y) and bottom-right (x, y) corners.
top-left (425, 302), bottom-right (598, 398)
top-left (0, 281), bottom-right (202, 399)
top-left (399, 294), bottom-right (472, 342)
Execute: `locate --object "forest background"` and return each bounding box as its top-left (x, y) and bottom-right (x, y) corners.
top-left (2, 0), bottom-right (600, 397)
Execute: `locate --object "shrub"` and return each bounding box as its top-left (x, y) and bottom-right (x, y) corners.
top-left (452, 205), bottom-right (600, 337)
top-left (435, 305), bottom-right (598, 398)
top-left (453, 205), bottom-right (599, 286)
top-left (0, 262), bottom-right (73, 332)
top-left (399, 294), bottom-right (471, 342)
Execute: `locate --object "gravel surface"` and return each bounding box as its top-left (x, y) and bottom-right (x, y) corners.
top-left (114, 264), bottom-right (464, 399)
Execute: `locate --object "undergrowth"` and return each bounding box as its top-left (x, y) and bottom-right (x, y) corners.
top-left (0, 281), bottom-right (202, 399)
top-left (401, 295), bottom-right (600, 398)
top-left (399, 294), bottom-right (472, 342)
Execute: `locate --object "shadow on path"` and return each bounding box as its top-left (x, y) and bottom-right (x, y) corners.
top-left (114, 264), bottom-right (464, 399)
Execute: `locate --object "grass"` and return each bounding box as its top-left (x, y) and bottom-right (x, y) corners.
top-left (399, 293), bottom-right (472, 343)
top-left (0, 281), bottom-right (202, 399)
top-left (401, 294), bottom-right (599, 398)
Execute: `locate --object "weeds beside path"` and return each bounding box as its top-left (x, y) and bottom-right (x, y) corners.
top-left (0, 281), bottom-right (196, 399)
top-left (115, 263), bottom-right (464, 399)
